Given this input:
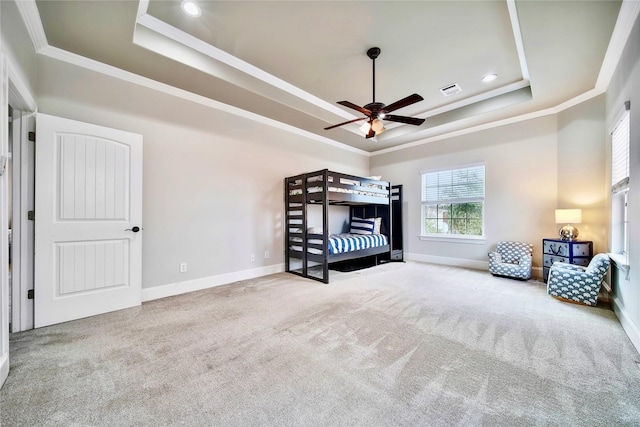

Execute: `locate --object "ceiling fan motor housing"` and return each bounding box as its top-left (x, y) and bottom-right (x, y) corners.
top-left (364, 102), bottom-right (385, 117)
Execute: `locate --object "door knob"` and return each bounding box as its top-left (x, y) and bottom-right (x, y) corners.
top-left (125, 226), bottom-right (141, 232)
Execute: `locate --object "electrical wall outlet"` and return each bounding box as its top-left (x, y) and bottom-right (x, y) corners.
top-left (250, 254), bottom-right (256, 262)
top-left (264, 251), bottom-right (270, 259)
top-left (179, 262), bottom-right (187, 273)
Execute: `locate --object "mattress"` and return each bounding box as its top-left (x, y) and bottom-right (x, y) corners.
top-left (288, 175), bottom-right (388, 199)
top-left (290, 233), bottom-right (388, 255)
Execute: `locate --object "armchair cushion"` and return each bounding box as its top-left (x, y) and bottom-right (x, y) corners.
top-left (488, 241), bottom-right (534, 280)
top-left (547, 253), bottom-right (610, 306)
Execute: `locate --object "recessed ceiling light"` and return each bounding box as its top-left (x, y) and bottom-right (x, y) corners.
top-left (481, 73), bottom-right (498, 83)
top-left (181, 0), bottom-right (202, 17)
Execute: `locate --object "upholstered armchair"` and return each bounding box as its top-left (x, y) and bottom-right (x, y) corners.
top-left (488, 241), bottom-right (534, 280)
top-left (547, 253), bottom-right (611, 306)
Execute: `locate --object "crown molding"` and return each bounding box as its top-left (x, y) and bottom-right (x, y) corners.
top-left (596, 0), bottom-right (640, 90)
top-left (13, 0), bottom-right (637, 159)
top-left (135, 12), bottom-right (352, 121)
top-left (14, 0), bottom-right (48, 53)
top-left (7, 60), bottom-right (37, 112)
top-left (506, 0), bottom-right (530, 81)
top-left (37, 45), bottom-right (369, 156)
top-left (370, 87), bottom-right (606, 156)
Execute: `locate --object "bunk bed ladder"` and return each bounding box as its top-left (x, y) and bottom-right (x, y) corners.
top-left (284, 174), bottom-right (308, 278)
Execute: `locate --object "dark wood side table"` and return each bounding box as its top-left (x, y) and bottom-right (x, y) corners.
top-left (542, 238), bottom-right (593, 282)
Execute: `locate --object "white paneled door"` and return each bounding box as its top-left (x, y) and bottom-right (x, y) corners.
top-left (34, 114), bottom-right (143, 328)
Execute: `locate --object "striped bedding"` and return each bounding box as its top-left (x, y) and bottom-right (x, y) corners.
top-left (328, 233), bottom-right (388, 254)
top-left (291, 233), bottom-right (388, 255)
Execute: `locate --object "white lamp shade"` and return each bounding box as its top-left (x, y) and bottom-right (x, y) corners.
top-left (371, 118), bottom-right (384, 132)
top-left (555, 209), bottom-right (582, 224)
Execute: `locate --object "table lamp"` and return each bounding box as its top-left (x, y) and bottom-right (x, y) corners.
top-left (555, 209), bottom-right (582, 241)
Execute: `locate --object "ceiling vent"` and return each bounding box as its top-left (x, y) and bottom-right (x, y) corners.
top-left (440, 83), bottom-right (462, 96)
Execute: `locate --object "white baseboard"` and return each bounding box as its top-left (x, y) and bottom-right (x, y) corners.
top-left (612, 296), bottom-right (640, 356)
top-left (142, 263), bottom-right (285, 302)
top-left (0, 353), bottom-right (8, 389)
top-left (405, 252), bottom-right (489, 270)
top-left (404, 253), bottom-right (543, 281)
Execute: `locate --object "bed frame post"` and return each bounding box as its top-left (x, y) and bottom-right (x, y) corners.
top-left (321, 170), bottom-right (329, 283)
top-left (284, 178), bottom-right (289, 274)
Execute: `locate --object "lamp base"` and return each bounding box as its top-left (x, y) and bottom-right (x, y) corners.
top-left (559, 225), bottom-right (579, 241)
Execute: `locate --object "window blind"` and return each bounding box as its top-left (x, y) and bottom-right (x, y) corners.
top-left (611, 102), bottom-right (630, 194)
top-left (422, 165), bottom-right (485, 203)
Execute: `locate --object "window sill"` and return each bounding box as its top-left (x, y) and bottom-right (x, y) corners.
top-left (608, 253), bottom-right (630, 271)
top-left (419, 235), bottom-right (486, 244)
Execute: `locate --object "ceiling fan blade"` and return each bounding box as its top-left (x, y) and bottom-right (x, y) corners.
top-left (384, 114), bottom-right (426, 126)
top-left (337, 101), bottom-right (372, 116)
top-left (382, 93), bottom-right (424, 113)
top-left (324, 117), bottom-right (367, 130)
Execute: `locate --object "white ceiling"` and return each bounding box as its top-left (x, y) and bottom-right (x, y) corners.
top-left (31, 0), bottom-right (627, 153)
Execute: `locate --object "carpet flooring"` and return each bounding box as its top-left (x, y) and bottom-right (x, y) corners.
top-left (1, 261), bottom-right (640, 426)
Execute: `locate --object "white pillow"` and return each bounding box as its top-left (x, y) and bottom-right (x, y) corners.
top-left (373, 217), bottom-right (382, 234)
top-left (307, 227), bottom-right (323, 234)
top-left (350, 217), bottom-right (375, 235)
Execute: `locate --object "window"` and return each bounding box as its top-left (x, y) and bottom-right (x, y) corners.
top-left (610, 101), bottom-right (630, 260)
top-left (421, 164), bottom-right (485, 237)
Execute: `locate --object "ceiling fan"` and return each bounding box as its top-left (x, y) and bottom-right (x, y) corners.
top-left (324, 47), bottom-right (426, 139)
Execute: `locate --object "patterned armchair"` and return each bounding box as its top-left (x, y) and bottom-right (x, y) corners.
top-left (547, 253), bottom-right (611, 306)
top-left (488, 241), bottom-right (534, 280)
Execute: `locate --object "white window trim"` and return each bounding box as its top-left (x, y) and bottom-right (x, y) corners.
top-left (609, 101), bottom-right (630, 261)
top-left (419, 163), bottom-right (486, 240)
top-left (419, 234), bottom-right (486, 244)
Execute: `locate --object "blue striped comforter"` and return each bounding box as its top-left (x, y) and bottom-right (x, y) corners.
top-left (328, 233), bottom-right (388, 254)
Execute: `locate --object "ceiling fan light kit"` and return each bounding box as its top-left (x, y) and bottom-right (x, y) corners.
top-left (324, 47), bottom-right (426, 139)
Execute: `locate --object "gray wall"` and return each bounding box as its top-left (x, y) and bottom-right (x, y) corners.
top-left (606, 13), bottom-right (640, 351)
top-left (35, 56), bottom-right (369, 291)
top-left (370, 96), bottom-right (608, 279)
top-left (0, 1), bottom-right (37, 100)
top-left (370, 116), bottom-right (560, 275)
top-left (557, 95), bottom-right (608, 254)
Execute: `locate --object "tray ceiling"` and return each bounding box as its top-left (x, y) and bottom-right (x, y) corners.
top-left (32, 0), bottom-right (624, 153)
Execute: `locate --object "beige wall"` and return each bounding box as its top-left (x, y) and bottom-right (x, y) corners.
top-left (557, 95), bottom-right (608, 253)
top-left (371, 116), bottom-right (559, 275)
top-left (36, 56), bottom-right (369, 290)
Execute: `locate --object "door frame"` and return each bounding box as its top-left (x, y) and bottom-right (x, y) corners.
top-left (10, 110), bottom-right (35, 332)
top-left (7, 60), bottom-right (37, 334)
top-left (1, 52), bottom-right (37, 388)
